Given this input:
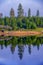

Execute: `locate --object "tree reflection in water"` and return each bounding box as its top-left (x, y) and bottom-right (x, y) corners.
top-left (0, 36), bottom-right (43, 60)
top-left (28, 44), bottom-right (31, 54)
top-left (18, 44), bottom-right (24, 60)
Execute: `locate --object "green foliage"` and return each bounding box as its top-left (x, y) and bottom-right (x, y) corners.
top-left (0, 18), bottom-right (4, 25)
top-left (10, 17), bottom-right (17, 30)
top-left (0, 16), bottom-right (43, 30)
top-left (0, 36), bottom-right (43, 47)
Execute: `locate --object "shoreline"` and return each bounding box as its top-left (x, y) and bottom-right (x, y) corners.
top-left (0, 30), bottom-right (43, 36)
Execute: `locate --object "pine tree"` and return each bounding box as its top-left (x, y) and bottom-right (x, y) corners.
top-left (18, 3), bottom-right (24, 17)
top-left (10, 8), bottom-right (15, 17)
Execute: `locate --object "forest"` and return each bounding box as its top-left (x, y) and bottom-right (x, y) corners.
top-left (0, 3), bottom-right (43, 30)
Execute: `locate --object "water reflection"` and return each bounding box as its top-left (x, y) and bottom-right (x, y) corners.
top-left (0, 36), bottom-right (43, 60)
top-left (28, 44), bottom-right (31, 54)
top-left (18, 44), bottom-right (24, 60)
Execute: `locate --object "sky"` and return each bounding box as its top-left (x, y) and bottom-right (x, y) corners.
top-left (0, 0), bottom-right (43, 17)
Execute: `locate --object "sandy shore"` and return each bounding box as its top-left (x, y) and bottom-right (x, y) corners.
top-left (0, 31), bottom-right (42, 36)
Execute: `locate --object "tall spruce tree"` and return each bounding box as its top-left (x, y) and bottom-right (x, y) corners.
top-left (10, 8), bottom-right (15, 17)
top-left (17, 3), bottom-right (24, 17)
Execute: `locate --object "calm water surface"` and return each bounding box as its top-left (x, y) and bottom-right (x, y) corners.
top-left (0, 36), bottom-right (43, 65)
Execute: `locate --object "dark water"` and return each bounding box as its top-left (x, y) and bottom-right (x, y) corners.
top-left (0, 36), bottom-right (43, 65)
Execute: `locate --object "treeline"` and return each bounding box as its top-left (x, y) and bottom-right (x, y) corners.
top-left (0, 3), bottom-right (43, 30)
top-left (0, 17), bottom-right (43, 30)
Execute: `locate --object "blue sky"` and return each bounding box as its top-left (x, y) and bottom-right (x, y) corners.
top-left (0, 0), bottom-right (43, 16)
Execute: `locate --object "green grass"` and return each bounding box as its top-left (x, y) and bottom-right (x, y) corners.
top-left (19, 28), bottom-right (43, 32)
top-left (32, 28), bottom-right (43, 32)
top-left (0, 27), bottom-right (43, 32)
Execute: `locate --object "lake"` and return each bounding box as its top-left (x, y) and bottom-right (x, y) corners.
top-left (0, 36), bottom-right (43, 65)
